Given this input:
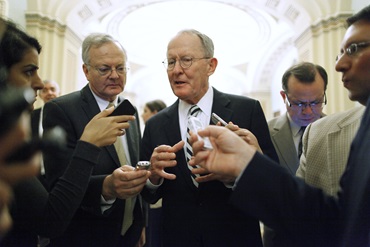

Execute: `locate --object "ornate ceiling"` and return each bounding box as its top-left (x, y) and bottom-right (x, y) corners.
top-left (25, 0), bottom-right (353, 109)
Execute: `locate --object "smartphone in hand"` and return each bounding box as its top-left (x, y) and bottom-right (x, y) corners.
top-left (211, 113), bottom-right (227, 126)
top-left (110, 99), bottom-right (136, 116)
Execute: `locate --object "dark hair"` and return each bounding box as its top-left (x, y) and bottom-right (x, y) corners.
top-left (282, 62), bottom-right (328, 92)
top-left (0, 17), bottom-right (42, 88)
top-left (145, 100), bottom-right (167, 113)
top-left (347, 5), bottom-right (370, 26)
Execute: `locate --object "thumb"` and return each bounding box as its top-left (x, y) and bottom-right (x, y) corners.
top-left (96, 106), bottom-right (115, 118)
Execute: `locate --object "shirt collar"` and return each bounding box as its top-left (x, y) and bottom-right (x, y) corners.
top-left (179, 86), bottom-right (213, 117)
top-left (89, 85), bottom-right (118, 111)
top-left (286, 112), bottom-right (302, 137)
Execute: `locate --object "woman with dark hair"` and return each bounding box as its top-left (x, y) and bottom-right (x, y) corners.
top-left (141, 99), bottom-right (167, 124)
top-left (0, 17), bottom-right (120, 246)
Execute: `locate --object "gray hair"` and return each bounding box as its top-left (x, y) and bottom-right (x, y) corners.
top-left (176, 29), bottom-right (214, 57)
top-left (81, 33), bottom-right (127, 65)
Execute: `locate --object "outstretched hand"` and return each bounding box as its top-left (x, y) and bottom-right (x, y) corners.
top-left (189, 126), bottom-right (257, 179)
top-left (148, 141), bottom-right (184, 184)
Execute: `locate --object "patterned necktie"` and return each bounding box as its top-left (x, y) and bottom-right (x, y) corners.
top-left (107, 102), bottom-right (133, 236)
top-left (186, 105), bottom-right (201, 187)
top-left (298, 126), bottom-right (306, 159)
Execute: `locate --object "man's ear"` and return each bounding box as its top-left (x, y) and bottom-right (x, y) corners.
top-left (82, 64), bottom-right (90, 81)
top-left (207, 57), bottom-right (218, 76)
top-left (280, 90), bottom-right (286, 101)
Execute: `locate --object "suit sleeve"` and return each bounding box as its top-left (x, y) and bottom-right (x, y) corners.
top-left (231, 152), bottom-right (340, 241)
top-left (43, 99), bottom-right (107, 215)
top-left (12, 140), bottom-right (100, 238)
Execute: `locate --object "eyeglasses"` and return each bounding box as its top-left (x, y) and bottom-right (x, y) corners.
top-left (285, 92), bottom-right (327, 110)
top-left (336, 41), bottom-right (370, 61)
top-left (162, 56), bottom-right (210, 70)
top-left (86, 64), bottom-right (129, 76)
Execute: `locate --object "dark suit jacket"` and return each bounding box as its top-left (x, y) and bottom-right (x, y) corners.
top-left (231, 98), bottom-right (370, 247)
top-left (31, 107), bottom-right (41, 137)
top-left (43, 84), bottom-right (143, 247)
top-left (141, 88), bottom-right (278, 247)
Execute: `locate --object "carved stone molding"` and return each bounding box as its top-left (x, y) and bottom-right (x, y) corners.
top-left (25, 13), bottom-right (66, 36)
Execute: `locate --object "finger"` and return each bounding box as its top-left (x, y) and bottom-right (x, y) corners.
top-left (191, 166), bottom-right (207, 175)
top-left (98, 106), bottom-right (115, 118)
top-left (191, 136), bottom-right (205, 154)
top-left (114, 115), bottom-right (136, 123)
top-left (192, 150), bottom-right (210, 167)
top-left (156, 170), bottom-right (176, 180)
top-left (195, 173), bottom-right (215, 183)
top-left (171, 140), bottom-right (185, 152)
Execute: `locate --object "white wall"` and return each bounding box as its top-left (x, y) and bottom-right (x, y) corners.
top-left (353, 0), bottom-right (368, 11)
top-left (7, 0), bottom-right (26, 27)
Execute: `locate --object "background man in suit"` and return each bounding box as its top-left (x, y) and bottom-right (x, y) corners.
top-left (32, 79), bottom-right (60, 137)
top-left (265, 62), bottom-right (328, 246)
top-left (268, 62), bottom-right (328, 175)
top-left (190, 5), bottom-right (370, 246)
top-left (43, 33), bottom-right (150, 247)
top-left (296, 105), bottom-right (365, 197)
top-left (141, 29), bottom-right (277, 247)
top-left (31, 79), bottom-right (60, 190)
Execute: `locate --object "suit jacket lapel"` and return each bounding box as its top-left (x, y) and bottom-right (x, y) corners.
top-left (164, 101), bottom-right (198, 191)
top-left (272, 115), bottom-right (299, 173)
top-left (211, 88), bottom-right (233, 124)
top-left (80, 85), bottom-right (121, 167)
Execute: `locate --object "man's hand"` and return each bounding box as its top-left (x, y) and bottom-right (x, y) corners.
top-left (225, 122), bottom-right (263, 153)
top-left (148, 141), bottom-right (184, 185)
top-left (102, 165), bottom-right (151, 200)
top-left (189, 126), bottom-right (256, 179)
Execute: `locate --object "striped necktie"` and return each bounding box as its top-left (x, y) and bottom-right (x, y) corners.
top-left (186, 105), bottom-right (201, 187)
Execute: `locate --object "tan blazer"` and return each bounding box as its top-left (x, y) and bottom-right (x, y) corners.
top-left (296, 106), bottom-right (365, 197)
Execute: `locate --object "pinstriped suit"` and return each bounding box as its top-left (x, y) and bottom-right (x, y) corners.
top-left (296, 106), bottom-right (365, 197)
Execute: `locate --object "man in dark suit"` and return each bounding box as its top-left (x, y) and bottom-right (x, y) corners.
top-left (43, 33), bottom-right (150, 247)
top-left (190, 5), bottom-right (370, 247)
top-left (141, 29), bottom-right (278, 247)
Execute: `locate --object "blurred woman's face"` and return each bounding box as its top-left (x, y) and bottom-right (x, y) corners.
top-left (141, 106), bottom-right (156, 124)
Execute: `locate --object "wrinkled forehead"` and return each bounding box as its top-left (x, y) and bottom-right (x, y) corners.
top-left (167, 33), bottom-right (204, 57)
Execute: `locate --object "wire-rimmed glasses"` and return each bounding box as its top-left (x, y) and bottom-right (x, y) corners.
top-left (162, 56), bottom-right (210, 70)
top-left (285, 92), bottom-right (327, 111)
top-left (86, 64), bottom-right (129, 76)
top-left (336, 41), bottom-right (370, 61)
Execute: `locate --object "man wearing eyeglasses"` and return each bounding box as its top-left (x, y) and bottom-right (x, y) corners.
top-left (264, 62), bottom-right (327, 246)
top-left (42, 33), bottom-right (150, 247)
top-left (190, 4), bottom-right (370, 247)
top-left (267, 62), bottom-right (328, 175)
top-left (140, 29), bottom-right (277, 247)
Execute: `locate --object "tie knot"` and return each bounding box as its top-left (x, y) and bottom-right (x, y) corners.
top-left (189, 105), bottom-right (200, 117)
top-left (300, 126), bottom-right (307, 133)
top-left (107, 102), bottom-right (115, 109)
